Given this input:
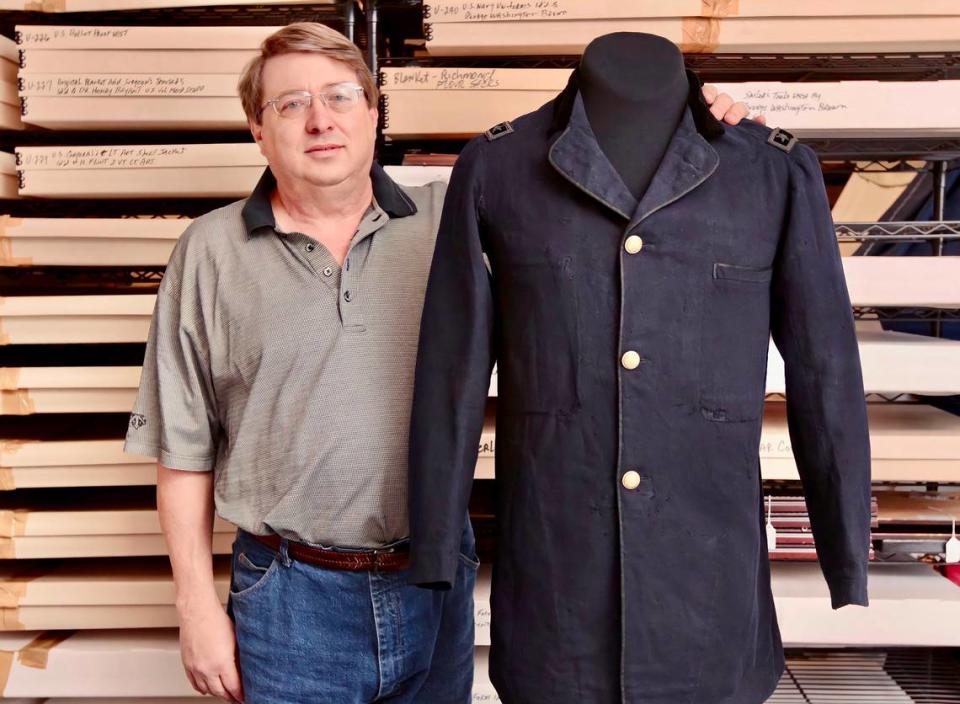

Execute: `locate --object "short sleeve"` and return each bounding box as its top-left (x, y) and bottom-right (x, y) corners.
top-left (123, 285), bottom-right (220, 471)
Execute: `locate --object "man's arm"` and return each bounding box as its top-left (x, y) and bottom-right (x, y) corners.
top-left (159, 463), bottom-right (243, 703)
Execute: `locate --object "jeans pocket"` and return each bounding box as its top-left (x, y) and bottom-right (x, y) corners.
top-left (458, 551), bottom-right (481, 569)
top-left (230, 547), bottom-right (279, 600)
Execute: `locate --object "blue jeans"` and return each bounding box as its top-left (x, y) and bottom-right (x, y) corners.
top-left (227, 521), bottom-right (478, 704)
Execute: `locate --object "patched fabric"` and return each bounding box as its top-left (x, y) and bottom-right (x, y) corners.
top-left (767, 127), bottom-right (798, 153)
top-left (484, 121), bottom-right (514, 141)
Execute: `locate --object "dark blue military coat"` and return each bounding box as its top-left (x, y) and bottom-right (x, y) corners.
top-left (407, 70), bottom-right (872, 704)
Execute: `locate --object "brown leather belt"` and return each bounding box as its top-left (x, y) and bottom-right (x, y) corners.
top-left (251, 532), bottom-right (410, 572)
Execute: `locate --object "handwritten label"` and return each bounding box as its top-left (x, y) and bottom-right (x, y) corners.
top-left (431, 0), bottom-right (568, 21)
top-left (21, 75), bottom-right (229, 97)
top-left (478, 437), bottom-right (495, 456)
top-left (758, 437), bottom-right (792, 457)
top-left (475, 604), bottom-right (491, 629)
top-left (739, 89), bottom-right (848, 118)
top-left (17, 145), bottom-right (192, 169)
top-left (19, 27), bottom-right (132, 45)
top-left (384, 68), bottom-right (501, 90)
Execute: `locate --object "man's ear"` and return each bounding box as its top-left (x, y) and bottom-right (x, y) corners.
top-left (249, 118), bottom-right (263, 144)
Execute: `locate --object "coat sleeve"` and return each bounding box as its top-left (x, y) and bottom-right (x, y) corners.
top-left (770, 143), bottom-right (872, 609)
top-left (407, 139), bottom-right (495, 589)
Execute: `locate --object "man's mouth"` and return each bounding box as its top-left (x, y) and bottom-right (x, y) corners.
top-left (306, 144), bottom-right (344, 153)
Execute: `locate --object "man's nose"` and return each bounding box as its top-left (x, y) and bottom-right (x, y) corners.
top-left (304, 96), bottom-right (335, 132)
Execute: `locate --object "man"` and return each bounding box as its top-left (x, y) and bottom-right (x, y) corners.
top-left (124, 21), bottom-right (759, 704)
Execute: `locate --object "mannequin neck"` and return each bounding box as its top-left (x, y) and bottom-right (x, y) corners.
top-left (579, 33), bottom-right (689, 200)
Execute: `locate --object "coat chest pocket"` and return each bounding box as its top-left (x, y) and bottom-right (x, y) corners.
top-left (699, 263), bottom-right (773, 422)
top-left (497, 256), bottom-right (581, 415)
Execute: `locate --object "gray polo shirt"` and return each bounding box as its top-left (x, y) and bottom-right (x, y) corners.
top-left (124, 165), bottom-right (446, 548)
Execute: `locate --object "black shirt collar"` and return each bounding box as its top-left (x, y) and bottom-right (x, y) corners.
top-left (241, 162), bottom-right (417, 237)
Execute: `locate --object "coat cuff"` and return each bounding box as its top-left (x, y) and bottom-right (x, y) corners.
top-left (828, 576), bottom-right (869, 609)
top-left (406, 547), bottom-right (459, 591)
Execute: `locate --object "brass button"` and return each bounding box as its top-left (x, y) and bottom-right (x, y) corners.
top-left (624, 235), bottom-right (644, 254)
top-left (621, 351), bottom-right (641, 370)
top-left (622, 471), bottom-right (641, 491)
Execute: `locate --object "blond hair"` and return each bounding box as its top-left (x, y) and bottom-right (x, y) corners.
top-left (238, 22), bottom-right (378, 124)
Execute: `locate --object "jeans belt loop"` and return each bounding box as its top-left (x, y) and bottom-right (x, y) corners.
top-left (278, 537), bottom-right (292, 567)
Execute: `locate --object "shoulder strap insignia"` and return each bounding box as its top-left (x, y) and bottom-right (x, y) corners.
top-left (485, 121), bottom-right (514, 141)
top-left (767, 127), bottom-right (798, 153)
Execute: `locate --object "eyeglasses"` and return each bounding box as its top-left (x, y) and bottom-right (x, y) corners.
top-left (259, 83), bottom-right (365, 120)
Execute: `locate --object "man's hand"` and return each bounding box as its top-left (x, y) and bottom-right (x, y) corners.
top-left (702, 84), bottom-right (767, 126)
top-left (179, 598), bottom-right (245, 703)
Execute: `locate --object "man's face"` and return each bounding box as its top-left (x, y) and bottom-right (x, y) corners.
top-left (250, 52), bottom-right (378, 189)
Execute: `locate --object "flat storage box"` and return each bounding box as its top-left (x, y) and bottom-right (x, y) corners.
top-left (0, 491), bottom-right (236, 559)
top-left (1, 366), bottom-right (141, 415)
top-left (0, 628), bottom-right (467, 699)
top-left (5, 0), bottom-right (330, 9)
top-left (475, 402), bottom-right (960, 483)
top-left (19, 96), bottom-right (247, 130)
top-left (0, 216), bottom-right (188, 266)
top-left (0, 438), bottom-right (155, 490)
top-left (19, 49), bottom-right (257, 73)
top-left (761, 403), bottom-right (960, 483)
top-left (12, 24), bottom-right (287, 129)
top-left (15, 142), bottom-right (265, 198)
top-left (474, 562), bottom-right (960, 647)
top-left (0, 557), bottom-right (231, 630)
top-left (14, 151), bottom-right (450, 198)
top-left (831, 170), bottom-right (918, 222)
top-left (424, 0), bottom-right (960, 22)
top-left (840, 257), bottom-right (960, 308)
top-left (488, 329), bottom-right (960, 397)
top-left (381, 69), bottom-right (960, 139)
top-left (0, 629), bottom-right (203, 697)
top-left (0, 295), bottom-right (156, 345)
top-left (1, 152), bottom-right (19, 199)
top-left (765, 329), bottom-right (960, 396)
top-left (15, 25), bottom-right (279, 50)
top-left (424, 16), bottom-right (960, 55)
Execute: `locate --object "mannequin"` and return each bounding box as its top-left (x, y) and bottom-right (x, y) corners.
top-left (579, 32), bottom-right (689, 199)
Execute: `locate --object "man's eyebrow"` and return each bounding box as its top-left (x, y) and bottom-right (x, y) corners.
top-left (272, 81), bottom-right (357, 95)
